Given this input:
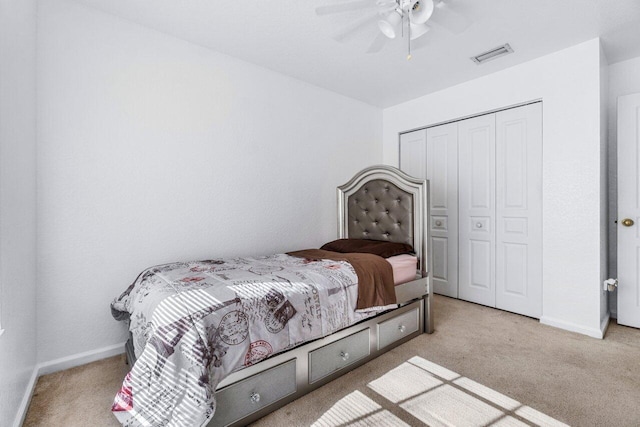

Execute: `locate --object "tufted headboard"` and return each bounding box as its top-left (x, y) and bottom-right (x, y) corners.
top-left (337, 165), bottom-right (430, 277)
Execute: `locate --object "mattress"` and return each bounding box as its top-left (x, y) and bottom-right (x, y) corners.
top-left (388, 254), bottom-right (418, 285)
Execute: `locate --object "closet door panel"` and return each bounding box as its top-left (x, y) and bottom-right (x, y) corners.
top-left (399, 130), bottom-right (427, 180)
top-left (495, 103), bottom-right (542, 318)
top-left (426, 123), bottom-right (459, 297)
top-left (458, 114), bottom-right (496, 307)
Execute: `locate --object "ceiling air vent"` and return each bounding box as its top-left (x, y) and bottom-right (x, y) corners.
top-left (471, 43), bottom-right (514, 65)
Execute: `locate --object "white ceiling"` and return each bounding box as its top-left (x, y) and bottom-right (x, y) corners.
top-left (73, 0), bottom-right (640, 108)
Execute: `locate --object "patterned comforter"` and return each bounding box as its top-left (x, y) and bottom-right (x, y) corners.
top-left (111, 253), bottom-right (377, 426)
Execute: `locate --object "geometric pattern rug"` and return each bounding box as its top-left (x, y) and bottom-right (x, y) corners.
top-left (312, 357), bottom-right (569, 427)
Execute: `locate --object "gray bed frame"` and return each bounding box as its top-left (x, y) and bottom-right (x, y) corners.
top-left (124, 165), bottom-right (432, 427)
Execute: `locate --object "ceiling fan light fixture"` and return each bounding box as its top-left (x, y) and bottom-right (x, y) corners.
top-left (409, 22), bottom-right (430, 40)
top-left (409, 0), bottom-right (434, 25)
top-left (378, 11), bottom-right (401, 39)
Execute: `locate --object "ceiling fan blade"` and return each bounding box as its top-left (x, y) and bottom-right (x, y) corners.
top-left (430, 2), bottom-right (472, 34)
top-left (333, 12), bottom-right (380, 42)
top-left (315, 0), bottom-right (378, 16)
top-left (366, 32), bottom-right (389, 54)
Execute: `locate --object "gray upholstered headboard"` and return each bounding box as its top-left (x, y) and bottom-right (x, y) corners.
top-left (337, 165), bottom-right (430, 277)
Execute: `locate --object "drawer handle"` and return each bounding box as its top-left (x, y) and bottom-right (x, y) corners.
top-left (476, 222), bottom-right (483, 229)
top-left (435, 220), bottom-right (442, 227)
top-left (250, 392), bottom-right (261, 404)
top-left (340, 351), bottom-right (350, 361)
top-left (398, 324), bottom-right (406, 333)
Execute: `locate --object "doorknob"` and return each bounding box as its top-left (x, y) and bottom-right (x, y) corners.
top-left (621, 218), bottom-right (635, 227)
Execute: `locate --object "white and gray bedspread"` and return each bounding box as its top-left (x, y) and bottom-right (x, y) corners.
top-left (111, 253), bottom-right (376, 426)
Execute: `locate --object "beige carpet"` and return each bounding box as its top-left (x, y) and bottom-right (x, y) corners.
top-left (24, 296), bottom-right (640, 426)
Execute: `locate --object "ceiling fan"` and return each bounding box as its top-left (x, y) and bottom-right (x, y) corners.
top-left (316, 0), bottom-right (470, 58)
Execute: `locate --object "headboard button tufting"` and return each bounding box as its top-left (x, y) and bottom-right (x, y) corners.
top-left (345, 177), bottom-right (413, 247)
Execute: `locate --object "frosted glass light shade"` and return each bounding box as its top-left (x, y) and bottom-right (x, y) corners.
top-left (410, 22), bottom-right (430, 40)
top-left (410, 0), bottom-right (434, 24)
top-left (378, 11), bottom-right (401, 39)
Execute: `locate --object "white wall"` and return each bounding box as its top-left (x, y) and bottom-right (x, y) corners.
top-left (383, 39), bottom-right (608, 338)
top-left (606, 54), bottom-right (640, 318)
top-left (37, 0), bottom-right (382, 364)
top-left (599, 45), bottom-right (609, 328)
top-left (0, 0), bottom-right (38, 426)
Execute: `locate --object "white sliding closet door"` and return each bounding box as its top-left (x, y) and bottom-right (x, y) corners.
top-left (426, 123), bottom-right (458, 297)
top-left (458, 114), bottom-right (496, 307)
top-left (399, 130), bottom-right (427, 180)
top-left (495, 104), bottom-right (542, 317)
top-left (400, 103), bottom-right (542, 316)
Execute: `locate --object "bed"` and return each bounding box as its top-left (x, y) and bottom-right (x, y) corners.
top-left (111, 165), bottom-right (432, 427)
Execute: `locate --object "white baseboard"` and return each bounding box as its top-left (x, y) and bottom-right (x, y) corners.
top-left (37, 341), bottom-right (126, 376)
top-left (540, 316), bottom-right (607, 339)
top-left (12, 366), bottom-right (39, 427)
top-left (13, 342), bottom-right (126, 426)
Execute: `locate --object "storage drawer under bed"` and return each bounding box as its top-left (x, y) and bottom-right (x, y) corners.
top-left (210, 359), bottom-right (297, 426)
top-left (308, 328), bottom-right (370, 384)
top-left (377, 306), bottom-right (419, 350)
